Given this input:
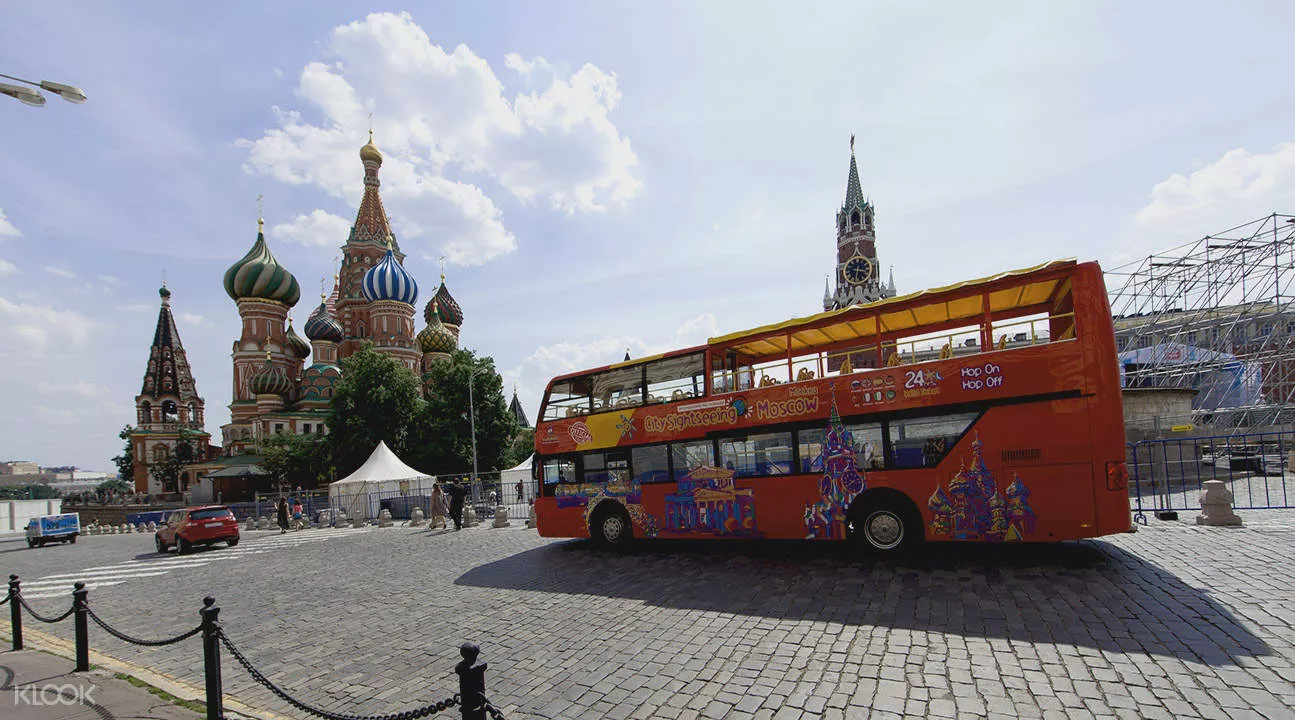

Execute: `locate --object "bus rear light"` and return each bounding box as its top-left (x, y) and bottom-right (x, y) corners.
top-left (1106, 461), bottom-right (1128, 491)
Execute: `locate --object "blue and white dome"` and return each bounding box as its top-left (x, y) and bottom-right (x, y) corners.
top-left (361, 247), bottom-right (418, 305)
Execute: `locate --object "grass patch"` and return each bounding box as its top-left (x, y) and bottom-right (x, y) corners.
top-left (115, 673), bottom-right (205, 714)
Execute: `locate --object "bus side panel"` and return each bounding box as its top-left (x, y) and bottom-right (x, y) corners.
top-left (1074, 263), bottom-right (1132, 536)
top-left (534, 498), bottom-right (590, 539)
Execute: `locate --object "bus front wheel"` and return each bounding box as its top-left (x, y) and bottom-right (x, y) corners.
top-left (590, 504), bottom-right (633, 546)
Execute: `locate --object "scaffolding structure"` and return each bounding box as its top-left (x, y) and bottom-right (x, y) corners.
top-left (1106, 212), bottom-right (1295, 429)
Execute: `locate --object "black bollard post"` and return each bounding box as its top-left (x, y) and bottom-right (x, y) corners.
top-left (73, 582), bottom-right (89, 672)
top-left (8, 575), bottom-right (21, 651)
top-left (455, 642), bottom-right (487, 720)
top-left (200, 596), bottom-right (223, 720)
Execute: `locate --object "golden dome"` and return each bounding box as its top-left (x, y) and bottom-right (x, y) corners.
top-left (359, 130), bottom-right (383, 165)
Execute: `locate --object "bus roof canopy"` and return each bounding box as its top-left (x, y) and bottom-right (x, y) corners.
top-left (709, 259), bottom-right (1077, 360)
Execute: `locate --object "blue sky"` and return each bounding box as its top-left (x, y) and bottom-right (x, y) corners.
top-left (4, 2), bottom-right (1295, 471)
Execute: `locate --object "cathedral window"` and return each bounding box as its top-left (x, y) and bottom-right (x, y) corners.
top-left (851, 211), bottom-right (860, 228)
top-left (139, 402), bottom-right (151, 424)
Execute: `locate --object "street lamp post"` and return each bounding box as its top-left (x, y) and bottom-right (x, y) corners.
top-left (467, 365), bottom-right (488, 502)
top-left (0, 72), bottom-right (87, 107)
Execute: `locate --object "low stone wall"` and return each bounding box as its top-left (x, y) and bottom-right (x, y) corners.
top-left (63, 504), bottom-right (183, 527)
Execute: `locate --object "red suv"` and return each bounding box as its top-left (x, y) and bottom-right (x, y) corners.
top-left (155, 506), bottom-right (240, 554)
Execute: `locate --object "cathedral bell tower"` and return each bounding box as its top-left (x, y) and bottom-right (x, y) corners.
top-left (824, 136), bottom-right (895, 311)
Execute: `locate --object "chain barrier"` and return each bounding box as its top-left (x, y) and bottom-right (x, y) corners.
top-left (86, 606), bottom-right (203, 647)
top-left (483, 699), bottom-right (507, 720)
top-left (218, 629), bottom-right (462, 720)
top-left (17, 595), bottom-right (74, 624)
top-left (0, 593), bottom-right (8, 606)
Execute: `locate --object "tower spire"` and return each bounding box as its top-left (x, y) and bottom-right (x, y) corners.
top-left (843, 140), bottom-right (865, 211)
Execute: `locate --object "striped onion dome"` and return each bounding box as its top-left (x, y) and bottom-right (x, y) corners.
top-left (304, 297), bottom-right (343, 343)
top-left (426, 280), bottom-right (463, 326)
top-left (285, 318), bottom-right (311, 359)
top-left (418, 301), bottom-right (458, 354)
top-left (223, 222), bottom-right (301, 306)
top-left (362, 246), bottom-right (418, 305)
top-left (249, 354), bottom-right (293, 396)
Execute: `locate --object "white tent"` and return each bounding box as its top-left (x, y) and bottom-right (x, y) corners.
top-left (501, 454), bottom-right (533, 502)
top-left (328, 441), bottom-right (435, 519)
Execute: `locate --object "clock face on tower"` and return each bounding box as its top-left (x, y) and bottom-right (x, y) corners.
top-left (844, 256), bottom-right (874, 285)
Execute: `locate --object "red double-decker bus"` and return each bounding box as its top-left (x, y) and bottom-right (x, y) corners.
top-left (532, 259), bottom-right (1129, 553)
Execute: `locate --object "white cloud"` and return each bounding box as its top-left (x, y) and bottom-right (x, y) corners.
top-left (1136, 143), bottom-right (1295, 229)
top-left (271, 209), bottom-right (353, 247)
top-left (45, 266), bottom-right (76, 279)
top-left (98, 275), bottom-right (126, 287)
top-left (241, 11), bottom-right (637, 265)
top-left (36, 380), bottom-right (111, 398)
top-left (0, 297), bottom-right (96, 352)
top-left (178, 312), bottom-right (211, 328)
top-left (0, 259), bottom-right (15, 277)
top-left (0, 209), bottom-right (20, 239)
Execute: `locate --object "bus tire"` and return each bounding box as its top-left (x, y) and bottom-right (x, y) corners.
top-left (590, 503), bottom-right (633, 546)
top-left (850, 492), bottom-right (922, 555)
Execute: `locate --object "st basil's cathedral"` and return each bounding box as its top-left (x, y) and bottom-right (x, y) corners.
top-left (129, 133), bottom-right (469, 496)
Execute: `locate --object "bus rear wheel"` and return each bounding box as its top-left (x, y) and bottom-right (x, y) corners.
top-left (591, 505), bottom-right (633, 546)
top-left (849, 496), bottom-right (921, 555)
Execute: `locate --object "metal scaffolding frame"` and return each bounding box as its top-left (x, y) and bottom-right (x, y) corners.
top-left (1106, 212), bottom-right (1295, 428)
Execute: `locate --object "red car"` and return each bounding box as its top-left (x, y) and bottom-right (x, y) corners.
top-left (155, 506), bottom-right (240, 554)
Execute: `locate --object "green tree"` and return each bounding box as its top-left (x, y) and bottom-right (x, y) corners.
top-left (111, 425), bottom-right (135, 483)
top-left (149, 429), bottom-right (200, 494)
top-left (0, 484), bottom-right (61, 500)
top-left (328, 343), bottom-right (426, 476)
top-left (259, 431), bottom-right (332, 490)
top-left (414, 349), bottom-right (516, 475)
top-left (502, 426), bottom-right (535, 468)
top-left (98, 478), bottom-right (132, 494)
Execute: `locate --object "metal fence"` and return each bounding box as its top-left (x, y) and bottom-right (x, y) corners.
top-left (344, 472), bottom-right (533, 524)
top-left (1129, 430), bottom-right (1295, 521)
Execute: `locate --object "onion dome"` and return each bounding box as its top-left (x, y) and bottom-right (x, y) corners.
top-left (304, 296), bottom-right (344, 343)
top-left (427, 279), bottom-right (463, 326)
top-left (359, 130), bottom-right (383, 166)
top-left (223, 219), bottom-right (301, 307)
top-left (249, 351), bottom-right (293, 396)
top-left (1005, 475), bottom-right (1030, 501)
top-left (418, 301), bottom-right (458, 354)
top-left (285, 318), bottom-right (310, 359)
top-left (362, 245), bottom-right (418, 305)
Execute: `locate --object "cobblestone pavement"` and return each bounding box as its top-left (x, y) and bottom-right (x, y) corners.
top-left (1, 515), bottom-right (1293, 720)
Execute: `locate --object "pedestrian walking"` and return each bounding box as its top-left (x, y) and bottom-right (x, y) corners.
top-left (276, 497), bottom-right (289, 534)
top-left (291, 499), bottom-right (305, 530)
top-left (446, 480), bottom-right (468, 531)
top-left (515, 478), bottom-right (524, 503)
top-left (430, 483), bottom-right (448, 530)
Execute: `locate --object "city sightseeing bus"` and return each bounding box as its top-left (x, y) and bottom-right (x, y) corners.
top-left (532, 259), bottom-right (1130, 553)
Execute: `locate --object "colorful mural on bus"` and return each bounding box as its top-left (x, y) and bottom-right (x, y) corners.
top-left (927, 434), bottom-right (1037, 541)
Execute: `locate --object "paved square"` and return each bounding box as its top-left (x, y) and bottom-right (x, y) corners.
top-left (2, 515), bottom-right (1293, 719)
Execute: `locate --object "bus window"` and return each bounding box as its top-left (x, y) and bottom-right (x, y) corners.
top-left (888, 412), bottom-right (978, 469)
top-left (671, 440), bottom-right (714, 481)
top-left (542, 457), bottom-right (574, 485)
top-left (645, 353), bottom-right (705, 403)
top-left (843, 422), bottom-right (884, 470)
top-left (797, 428), bottom-right (825, 473)
top-left (719, 431), bottom-right (793, 477)
top-left (591, 366), bottom-right (645, 411)
top-left (632, 445), bottom-right (670, 484)
top-left (545, 378), bottom-right (591, 420)
top-left (582, 450), bottom-right (629, 484)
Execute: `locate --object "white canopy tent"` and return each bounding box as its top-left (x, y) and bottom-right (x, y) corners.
top-left (500, 454), bottom-right (533, 502)
top-left (328, 441), bottom-right (435, 519)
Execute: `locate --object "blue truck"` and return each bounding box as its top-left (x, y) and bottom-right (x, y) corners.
top-left (25, 512), bottom-right (81, 549)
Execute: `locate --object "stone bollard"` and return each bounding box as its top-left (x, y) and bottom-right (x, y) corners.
top-left (333, 509), bottom-right (348, 528)
top-left (256, 516), bottom-right (268, 530)
top-left (492, 505), bottom-right (510, 528)
top-left (463, 505), bottom-right (478, 528)
top-left (121, 524), bottom-right (131, 534)
top-left (352, 515), bottom-right (365, 529)
top-left (245, 517), bottom-right (256, 531)
top-left (147, 521), bottom-right (157, 532)
top-left (136, 524), bottom-right (145, 533)
top-left (410, 506), bottom-right (425, 527)
top-left (378, 509), bottom-right (393, 528)
top-left (526, 503), bottom-right (537, 529)
top-left (1197, 479), bottom-right (1243, 526)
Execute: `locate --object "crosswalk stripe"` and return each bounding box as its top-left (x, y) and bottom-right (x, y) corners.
top-left (22, 571), bottom-right (173, 586)
top-left (22, 581), bottom-right (127, 599)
